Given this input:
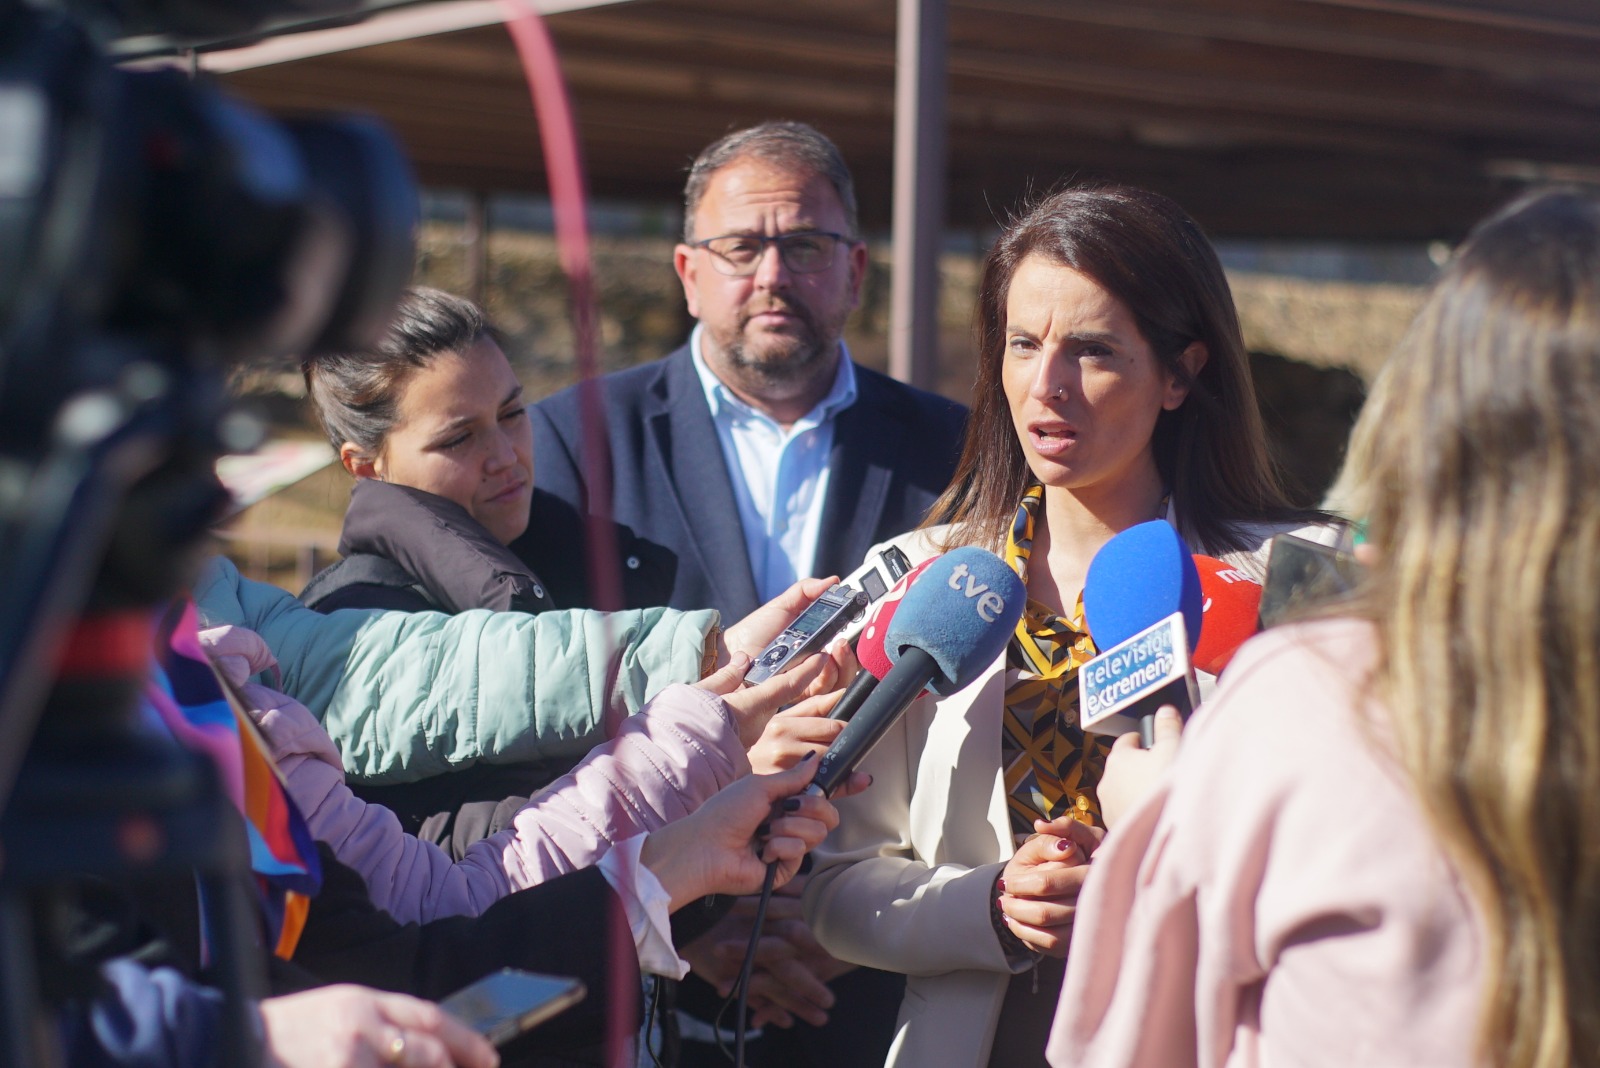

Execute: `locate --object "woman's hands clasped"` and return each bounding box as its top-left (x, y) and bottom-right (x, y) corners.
top-left (995, 816), bottom-right (1103, 958)
top-left (994, 710), bottom-right (1184, 958)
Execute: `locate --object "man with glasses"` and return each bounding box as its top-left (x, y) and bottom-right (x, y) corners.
top-left (513, 121), bottom-right (966, 1067)
top-left (515, 120), bottom-right (965, 630)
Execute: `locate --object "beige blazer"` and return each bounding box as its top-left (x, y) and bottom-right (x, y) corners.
top-left (803, 517), bottom-right (1329, 1068)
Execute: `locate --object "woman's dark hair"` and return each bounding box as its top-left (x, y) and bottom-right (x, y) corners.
top-left (927, 184), bottom-right (1305, 553)
top-left (303, 286), bottom-right (495, 457)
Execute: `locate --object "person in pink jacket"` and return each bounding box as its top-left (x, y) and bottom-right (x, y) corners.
top-left (201, 619), bottom-right (843, 926)
top-left (1049, 188), bottom-right (1600, 1068)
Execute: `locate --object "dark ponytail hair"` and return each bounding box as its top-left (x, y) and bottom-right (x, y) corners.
top-left (302, 286), bottom-right (495, 457)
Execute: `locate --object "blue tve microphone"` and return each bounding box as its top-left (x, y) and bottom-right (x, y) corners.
top-left (810, 547), bottom-right (1025, 796)
top-left (1080, 523), bottom-right (1203, 747)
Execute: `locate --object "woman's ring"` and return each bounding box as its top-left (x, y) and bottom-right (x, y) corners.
top-left (383, 1031), bottom-right (407, 1064)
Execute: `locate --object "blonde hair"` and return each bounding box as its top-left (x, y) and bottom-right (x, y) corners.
top-left (1336, 188), bottom-right (1600, 1067)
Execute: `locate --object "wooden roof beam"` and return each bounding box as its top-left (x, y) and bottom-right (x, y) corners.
top-left (974, 0), bottom-right (1600, 85)
top-left (543, 8), bottom-right (1600, 137)
top-left (1294, 0), bottom-right (1600, 39)
top-left (945, 44), bottom-right (1600, 143)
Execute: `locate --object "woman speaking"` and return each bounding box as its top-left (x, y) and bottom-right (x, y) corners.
top-left (803, 185), bottom-right (1322, 1067)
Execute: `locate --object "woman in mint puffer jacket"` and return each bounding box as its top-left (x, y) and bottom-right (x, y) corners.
top-left (192, 553), bottom-right (836, 793)
top-left (193, 553), bottom-right (717, 784)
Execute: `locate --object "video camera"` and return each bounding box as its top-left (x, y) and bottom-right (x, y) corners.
top-left (0, 2), bottom-right (419, 1062)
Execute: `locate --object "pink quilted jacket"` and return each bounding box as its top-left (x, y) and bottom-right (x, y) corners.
top-left (199, 623), bottom-right (748, 925)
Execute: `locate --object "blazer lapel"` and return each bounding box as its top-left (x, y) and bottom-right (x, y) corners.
top-left (910, 660), bottom-right (1015, 864)
top-left (645, 348), bottom-right (761, 617)
top-left (815, 367), bottom-right (898, 580)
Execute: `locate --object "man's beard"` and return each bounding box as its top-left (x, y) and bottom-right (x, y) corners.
top-left (717, 297), bottom-right (846, 388)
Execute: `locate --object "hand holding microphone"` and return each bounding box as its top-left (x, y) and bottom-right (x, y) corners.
top-left (1078, 525), bottom-right (1267, 744)
top-left (1098, 706), bottom-right (1184, 829)
top-left (1079, 522), bottom-right (1204, 748)
top-left (1078, 528), bottom-right (1265, 826)
top-left (705, 550), bottom-right (1002, 1058)
top-left (638, 757), bottom-right (845, 910)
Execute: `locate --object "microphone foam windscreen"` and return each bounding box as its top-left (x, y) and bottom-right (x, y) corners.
top-left (857, 556), bottom-right (940, 680)
top-left (1192, 555), bottom-right (1263, 675)
top-left (1083, 521), bottom-right (1202, 652)
top-left (884, 546), bottom-right (1025, 695)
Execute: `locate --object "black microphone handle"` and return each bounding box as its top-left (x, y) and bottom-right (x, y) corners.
top-left (1138, 710), bottom-right (1158, 750)
top-left (828, 669), bottom-right (880, 722)
top-left (810, 647), bottom-right (939, 797)
top-left (1131, 674), bottom-right (1196, 748)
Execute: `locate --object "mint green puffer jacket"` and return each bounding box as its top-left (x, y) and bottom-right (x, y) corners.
top-left (192, 556), bottom-right (719, 785)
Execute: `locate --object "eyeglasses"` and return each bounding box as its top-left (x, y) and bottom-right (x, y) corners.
top-left (688, 231), bottom-right (851, 277)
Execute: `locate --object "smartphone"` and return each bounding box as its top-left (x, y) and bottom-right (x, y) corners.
top-left (744, 582), bottom-right (869, 684)
top-left (1258, 532), bottom-right (1364, 629)
top-left (439, 969), bottom-right (586, 1047)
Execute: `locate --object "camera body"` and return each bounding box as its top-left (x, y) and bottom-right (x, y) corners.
top-left (0, 2), bottom-right (417, 454)
top-left (0, 0), bottom-right (418, 732)
top-left (0, 5), bottom-right (420, 1064)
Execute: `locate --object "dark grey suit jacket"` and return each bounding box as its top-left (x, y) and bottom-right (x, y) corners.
top-left (511, 344), bottom-right (968, 622)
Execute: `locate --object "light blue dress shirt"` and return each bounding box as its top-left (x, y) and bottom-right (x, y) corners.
top-left (689, 325), bottom-right (859, 603)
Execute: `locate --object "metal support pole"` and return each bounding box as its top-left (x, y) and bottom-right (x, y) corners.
top-left (889, 0), bottom-right (947, 392)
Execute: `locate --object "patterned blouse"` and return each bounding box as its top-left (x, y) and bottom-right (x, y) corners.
top-left (999, 483), bottom-right (1113, 843)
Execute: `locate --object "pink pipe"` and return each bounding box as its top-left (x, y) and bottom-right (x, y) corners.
top-left (499, 5), bottom-right (632, 1064)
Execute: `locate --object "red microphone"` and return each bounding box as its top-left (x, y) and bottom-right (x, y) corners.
top-left (832, 556), bottom-right (940, 720)
top-left (1192, 555), bottom-right (1263, 675)
top-left (857, 556), bottom-right (940, 678)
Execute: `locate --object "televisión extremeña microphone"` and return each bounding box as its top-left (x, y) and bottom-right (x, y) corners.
top-left (809, 547), bottom-right (1024, 796)
top-left (1079, 522), bottom-right (1203, 747)
top-left (827, 556), bottom-right (942, 723)
top-left (1082, 520), bottom-right (1203, 652)
top-left (1192, 555), bottom-right (1262, 675)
